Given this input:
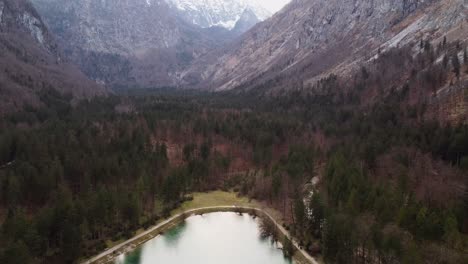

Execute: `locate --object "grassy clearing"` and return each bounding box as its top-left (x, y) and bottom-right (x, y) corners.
top-left (173, 191), bottom-right (258, 212)
top-left (173, 191), bottom-right (286, 223)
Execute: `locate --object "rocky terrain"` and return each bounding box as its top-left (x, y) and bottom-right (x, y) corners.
top-left (20, 0), bottom-right (468, 98)
top-left (165, 0), bottom-right (270, 30)
top-left (231, 8), bottom-right (262, 35)
top-left (30, 0), bottom-right (272, 88)
top-left (30, 0), bottom-right (219, 88)
top-left (0, 0), bottom-right (104, 114)
top-left (181, 0), bottom-right (467, 91)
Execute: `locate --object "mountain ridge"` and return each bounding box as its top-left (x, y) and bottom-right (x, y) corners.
top-left (165, 0), bottom-right (271, 29)
top-left (30, 0), bottom-right (222, 88)
top-left (30, 0), bottom-right (271, 88)
top-left (180, 0), bottom-right (467, 91)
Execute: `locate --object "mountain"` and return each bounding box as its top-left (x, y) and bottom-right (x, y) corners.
top-left (30, 0), bottom-right (224, 88)
top-left (0, 0), bottom-right (104, 115)
top-left (165, 0), bottom-right (271, 30)
top-left (30, 0), bottom-right (271, 89)
top-left (232, 8), bottom-right (261, 35)
top-left (181, 0), bottom-right (467, 91)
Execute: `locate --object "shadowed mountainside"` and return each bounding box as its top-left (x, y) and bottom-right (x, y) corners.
top-left (0, 0), bottom-right (105, 115)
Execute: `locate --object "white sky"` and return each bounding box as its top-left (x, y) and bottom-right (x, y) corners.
top-left (257, 0), bottom-right (291, 13)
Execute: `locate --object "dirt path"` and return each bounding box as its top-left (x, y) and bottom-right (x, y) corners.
top-left (82, 206), bottom-right (319, 264)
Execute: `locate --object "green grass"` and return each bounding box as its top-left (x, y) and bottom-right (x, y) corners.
top-left (172, 191), bottom-right (285, 223)
top-left (173, 191), bottom-right (258, 212)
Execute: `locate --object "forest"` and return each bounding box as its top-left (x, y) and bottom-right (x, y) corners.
top-left (0, 40), bottom-right (467, 264)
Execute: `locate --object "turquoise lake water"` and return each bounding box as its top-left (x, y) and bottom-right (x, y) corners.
top-left (115, 212), bottom-right (294, 264)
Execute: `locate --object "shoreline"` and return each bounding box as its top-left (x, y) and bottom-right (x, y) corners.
top-left (81, 206), bottom-right (319, 264)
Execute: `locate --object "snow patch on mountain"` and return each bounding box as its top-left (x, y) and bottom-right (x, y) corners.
top-left (166, 0), bottom-right (271, 30)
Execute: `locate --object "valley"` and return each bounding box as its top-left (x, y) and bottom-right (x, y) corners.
top-left (0, 0), bottom-right (467, 264)
top-left (1, 80), bottom-right (467, 263)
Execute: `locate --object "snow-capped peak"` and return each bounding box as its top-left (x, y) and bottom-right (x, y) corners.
top-left (165, 0), bottom-right (272, 30)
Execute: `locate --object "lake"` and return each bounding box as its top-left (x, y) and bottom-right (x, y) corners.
top-left (115, 212), bottom-right (294, 264)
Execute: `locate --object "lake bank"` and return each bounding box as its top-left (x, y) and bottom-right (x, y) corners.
top-left (81, 192), bottom-right (319, 264)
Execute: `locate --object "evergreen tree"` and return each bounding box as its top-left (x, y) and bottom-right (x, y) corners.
top-left (183, 143), bottom-right (196, 162)
top-left (424, 40), bottom-right (431, 52)
top-left (322, 214), bottom-right (355, 264)
top-left (443, 214), bottom-right (462, 248)
top-left (309, 192), bottom-right (325, 235)
top-left (293, 195), bottom-right (306, 230)
top-left (200, 141), bottom-right (211, 160)
top-left (282, 236), bottom-right (295, 258)
top-left (442, 54), bottom-right (449, 69)
top-left (452, 54), bottom-right (460, 78)
top-left (62, 221), bottom-right (82, 262)
top-left (0, 241), bottom-right (31, 264)
top-left (272, 171), bottom-right (282, 197)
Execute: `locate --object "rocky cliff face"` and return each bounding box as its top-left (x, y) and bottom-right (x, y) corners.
top-left (165, 0), bottom-right (270, 30)
top-left (0, 0), bottom-right (104, 114)
top-left (0, 0), bottom-right (51, 50)
top-left (232, 8), bottom-right (261, 35)
top-left (182, 0), bottom-right (467, 91)
top-left (30, 0), bottom-right (246, 88)
top-left (33, 0), bottom-right (187, 56)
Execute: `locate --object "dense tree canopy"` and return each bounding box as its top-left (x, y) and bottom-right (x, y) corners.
top-left (1, 40), bottom-right (467, 264)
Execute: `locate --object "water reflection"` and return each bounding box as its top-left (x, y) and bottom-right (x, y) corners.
top-left (116, 212), bottom-right (293, 264)
top-left (119, 248), bottom-right (142, 264)
top-left (163, 221), bottom-right (187, 247)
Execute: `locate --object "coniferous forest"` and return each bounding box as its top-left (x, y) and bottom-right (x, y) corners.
top-left (1, 43), bottom-right (468, 264)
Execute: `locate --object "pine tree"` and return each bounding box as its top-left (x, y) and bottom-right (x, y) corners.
top-left (62, 221), bottom-right (82, 262)
top-left (294, 195), bottom-right (306, 230)
top-left (442, 54), bottom-right (449, 69)
top-left (0, 241), bottom-right (31, 264)
top-left (200, 141), bottom-right (211, 160)
top-left (282, 236), bottom-right (295, 258)
top-left (309, 192), bottom-right (325, 234)
top-left (424, 40), bottom-right (431, 53)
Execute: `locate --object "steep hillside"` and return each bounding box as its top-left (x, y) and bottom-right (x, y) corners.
top-left (0, 0), bottom-right (104, 115)
top-left (231, 8), bottom-right (261, 35)
top-left (182, 0), bottom-right (467, 91)
top-left (30, 0), bottom-right (243, 88)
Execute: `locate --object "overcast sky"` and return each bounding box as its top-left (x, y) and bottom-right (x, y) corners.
top-left (258, 0), bottom-right (291, 13)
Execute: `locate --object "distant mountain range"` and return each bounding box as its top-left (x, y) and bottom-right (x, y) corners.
top-left (2, 0), bottom-right (467, 115)
top-left (165, 0), bottom-right (271, 29)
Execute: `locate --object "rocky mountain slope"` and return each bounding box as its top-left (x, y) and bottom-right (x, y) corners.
top-left (165, 0), bottom-right (270, 30)
top-left (30, 0), bottom-right (268, 88)
top-left (231, 8), bottom-right (262, 35)
top-left (0, 0), bottom-right (104, 114)
top-left (29, 0), bottom-right (210, 88)
top-left (182, 0), bottom-right (467, 91)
